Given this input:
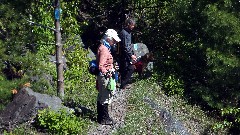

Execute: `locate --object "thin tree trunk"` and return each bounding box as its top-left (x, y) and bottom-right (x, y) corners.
top-left (54, 0), bottom-right (64, 98)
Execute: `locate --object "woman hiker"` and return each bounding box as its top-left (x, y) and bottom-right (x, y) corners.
top-left (96, 29), bottom-right (121, 125)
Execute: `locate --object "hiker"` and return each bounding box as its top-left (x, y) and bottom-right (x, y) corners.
top-left (119, 18), bottom-right (137, 89)
top-left (96, 29), bottom-right (121, 125)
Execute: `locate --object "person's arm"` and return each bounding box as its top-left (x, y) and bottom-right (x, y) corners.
top-left (98, 47), bottom-right (108, 74)
top-left (121, 30), bottom-right (134, 61)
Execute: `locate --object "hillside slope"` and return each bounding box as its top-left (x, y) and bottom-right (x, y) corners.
top-left (87, 78), bottom-right (227, 135)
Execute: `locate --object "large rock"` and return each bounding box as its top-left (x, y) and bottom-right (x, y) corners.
top-left (132, 43), bottom-right (149, 58)
top-left (132, 43), bottom-right (153, 71)
top-left (0, 87), bottom-right (68, 132)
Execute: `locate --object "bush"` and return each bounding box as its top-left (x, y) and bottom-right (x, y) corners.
top-left (23, 45), bottom-right (57, 95)
top-left (162, 74), bottom-right (184, 96)
top-left (36, 108), bottom-right (89, 134)
top-left (64, 36), bottom-right (97, 110)
top-left (0, 75), bottom-right (27, 111)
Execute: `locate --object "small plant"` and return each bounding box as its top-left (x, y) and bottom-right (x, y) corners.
top-left (36, 108), bottom-right (89, 134)
top-left (162, 74), bottom-right (184, 96)
top-left (211, 107), bottom-right (240, 131)
top-left (212, 120), bottom-right (232, 132)
top-left (3, 123), bottom-right (39, 135)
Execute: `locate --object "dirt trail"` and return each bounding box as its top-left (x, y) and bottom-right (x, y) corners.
top-left (87, 89), bottom-right (129, 135)
top-left (87, 84), bottom-right (211, 135)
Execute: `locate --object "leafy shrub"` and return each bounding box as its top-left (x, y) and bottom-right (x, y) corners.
top-left (36, 108), bottom-right (89, 134)
top-left (212, 120), bottom-right (232, 132)
top-left (23, 45), bottom-right (57, 95)
top-left (0, 75), bottom-right (27, 111)
top-left (64, 35), bottom-right (97, 110)
top-left (211, 107), bottom-right (240, 131)
top-left (3, 123), bottom-right (39, 135)
top-left (162, 74), bottom-right (184, 96)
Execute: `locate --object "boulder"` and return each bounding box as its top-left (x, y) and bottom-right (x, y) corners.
top-left (132, 43), bottom-right (149, 58)
top-left (0, 87), bottom-right (69, 132)
top-left (132, 43), bottom-right (154, 71)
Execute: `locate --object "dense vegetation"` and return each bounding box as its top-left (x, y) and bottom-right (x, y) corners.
top-left (0, 0), bottom-right (239, 134)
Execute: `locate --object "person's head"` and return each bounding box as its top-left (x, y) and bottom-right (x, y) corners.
top-left (104, 29), bottom-right (121, 45)
top-left (125, 18), bottom-right (136, 30)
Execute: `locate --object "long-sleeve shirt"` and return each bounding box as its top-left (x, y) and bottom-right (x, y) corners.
top-left (119, 28), bottom-right (133, 62)
top-left (97, 44), bottom-right (114, 74)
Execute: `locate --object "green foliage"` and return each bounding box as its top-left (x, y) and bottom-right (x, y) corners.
top-left (1, 0), bottom-right (240, 134)
top-left (1, 1), bottom-right (96, 133)
top-left (64, 36), bottom-right (97, 110)
top-left (193, 47), bottom-right (240, 114)
top-left (162, 74), bottom-right (184, 96)
top-left (61, 1), bottom-right (83, 35)
top-left (30, 0), bottom-right (55, 44)
top-left (212, 120), bottom-right (232, 132)
top-left (22, 0), bottom-right (87, 95)
top-left (22, 45), bottom-right (57, 95)
top-left (0, 75), bottom-right (27, 111)
top-left (3, 123), bottom-right (39, 135)
top-left (132, 0), bottom-right (240, 132)
top-left (203, 4), bottom-right (240, 45)
top-left (37, 108), bottom-right (89, 134)
top-left (30, 0), bottom-right (84, 44)
top-left (213, 107), bottom-right (240, 131)
top-left (221, 108), bottom-right (240, 117)
top-left (0, 1), bottom-right (34, 79)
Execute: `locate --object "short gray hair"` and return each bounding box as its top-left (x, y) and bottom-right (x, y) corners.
top-left (125, 18), bottom-right (136, 26)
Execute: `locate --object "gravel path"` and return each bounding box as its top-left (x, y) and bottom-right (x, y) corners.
top-left (87, 88), bottom-right (130, 135)
top-left (87, 82), bottom-right (215, 135)
top-left (87, 87), bottom-right (193, 135)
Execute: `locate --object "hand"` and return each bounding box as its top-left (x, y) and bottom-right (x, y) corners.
top-left (104, 71), bottom-right (112, 78)
top-left (114, 62), bottom-right (119, 70)
top-left (131, 55), bottom-right (137, 62)
top-left (109, 68), bottom-right (115, 72)
top-left (115, 65), bottom-right (119, 70)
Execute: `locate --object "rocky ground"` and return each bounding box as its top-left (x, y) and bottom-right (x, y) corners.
top-left (86, 80), bottom-right (222, 135)
top-left (87, 88), bottom-right (129, 135)
top-left (87, 86), bottom-right (195, 135)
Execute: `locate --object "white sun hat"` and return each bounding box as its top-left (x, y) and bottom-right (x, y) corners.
top-left (105, 29), bottom-right (121, 42)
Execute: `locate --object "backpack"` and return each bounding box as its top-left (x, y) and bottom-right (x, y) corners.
top-left (89, 60), bottom-right (100, 75)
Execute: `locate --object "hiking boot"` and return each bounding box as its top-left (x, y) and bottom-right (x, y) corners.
top-left (97, 102), bottom-right (102, 123)
top-left (97, 103), bottom-right (115, 125)
top-left (100, 116), bottom-right (115, 125)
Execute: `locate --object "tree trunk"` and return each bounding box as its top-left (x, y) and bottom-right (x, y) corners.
top-left (54, 0), bottom-right (64, 98)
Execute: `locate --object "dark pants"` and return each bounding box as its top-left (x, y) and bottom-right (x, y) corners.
top-left (119, 60), bottom-right (135, 88)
